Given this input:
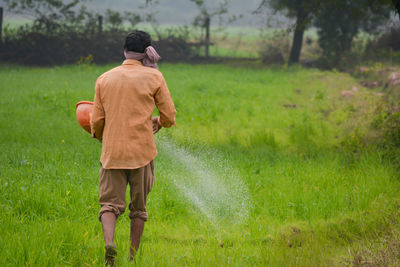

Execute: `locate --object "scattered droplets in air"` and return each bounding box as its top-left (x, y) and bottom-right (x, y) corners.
top-left (157, 136), bottom-right (251, 224)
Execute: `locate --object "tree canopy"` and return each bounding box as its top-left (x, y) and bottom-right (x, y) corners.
top-left (258, 0), bottom-right (393, 67)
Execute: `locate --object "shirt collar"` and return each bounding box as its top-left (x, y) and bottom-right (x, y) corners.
top-left (122, 59), bottom-right (142, 66)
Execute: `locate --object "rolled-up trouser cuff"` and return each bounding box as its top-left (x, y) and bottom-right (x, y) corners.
top-left (129, 210), bottom-right (148, 221)
top-left (98, 205), bottom-right (124, 222)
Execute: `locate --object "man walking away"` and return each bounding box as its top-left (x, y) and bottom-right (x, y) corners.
top-left (90, 30), bottom-right (176, 266)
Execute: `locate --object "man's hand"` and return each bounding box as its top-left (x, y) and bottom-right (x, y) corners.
top-left (152, 116), bottom-right (162, 134)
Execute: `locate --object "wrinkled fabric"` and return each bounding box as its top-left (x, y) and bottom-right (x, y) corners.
top-left (98, 161), bottom-right (155, 222)
top-left (90, 59), bottom-right (176, 169)
top-left (124, 46), bottom-right (161, 69)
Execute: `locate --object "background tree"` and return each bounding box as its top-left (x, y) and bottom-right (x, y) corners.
top-left (189, 0), bottom-right (239, 58)
top-left (4, 0), bottom-right (152, 33)
top-left (190, 0), bottom-right (226, 58)
top-left (256, 0), bottom-right (319, 65)
top-left (392, 0), bottom-right (400, 18)
top-left (105, 9), bottom-right (123, 30)
top-left (4, 0), bottom-right (85, 27)
top-left (313, 0), bottom-right (391, 68)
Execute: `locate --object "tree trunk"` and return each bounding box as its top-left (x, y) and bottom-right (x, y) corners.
top-left (392, 0), bottom-right (400, 19)
top-left (204, 16), bottom-right (210, 58)
top-left (98, 15), bottom-right (103, 36)
top-left (0, 7), bottom-right (3, 44)
top-left (289, 1), bottom-right (307, 64)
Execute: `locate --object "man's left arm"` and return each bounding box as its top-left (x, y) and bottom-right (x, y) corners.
top-left (90, 78), bottom-right (105, 141)
top-left (154, 75), bottom-right (176, 129)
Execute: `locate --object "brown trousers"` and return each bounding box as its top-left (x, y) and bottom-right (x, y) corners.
top-left (98, 161), bottom-right (155, 221)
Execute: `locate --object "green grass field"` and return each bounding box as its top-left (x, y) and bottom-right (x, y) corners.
top-left (0, 62), bottom-right (399, 266)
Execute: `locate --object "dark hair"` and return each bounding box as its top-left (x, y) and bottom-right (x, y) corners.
top-left (124, 30), bottom-right (152, 53)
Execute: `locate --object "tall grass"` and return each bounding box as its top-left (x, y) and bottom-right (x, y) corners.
top-left (0, 63), bottom-right (399, 266)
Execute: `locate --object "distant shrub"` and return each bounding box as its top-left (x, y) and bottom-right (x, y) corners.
top-left (153, 27), bottom-right (199, 62)
top-left (313, 1), bottom-right (390, 70)
top-left (0, 23), bottom-right (200, 65)
top-left (258, 31), bottom-right (290, 65)
top-left (0, 5), bottom-right (197, 66)
top-left (0, 11), bottom-right (125, 65)
top-left (374, 27), bottom-right (400, 51)
top-left (373, 101), bottom-right (400, 148)
top-left (364, 27), bottom-right (400, 64)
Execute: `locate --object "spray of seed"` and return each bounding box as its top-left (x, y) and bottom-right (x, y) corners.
top-left (157, 136), bottom-right (251, 224)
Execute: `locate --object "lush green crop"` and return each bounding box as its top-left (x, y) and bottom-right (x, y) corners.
top-left (0, 63), bottom-right (399, 266)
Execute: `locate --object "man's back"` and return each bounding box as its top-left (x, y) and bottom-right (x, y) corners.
top-left (91, 59), bottom-right (176, 169)
top-left (92, 30), bottom-right (176, 265)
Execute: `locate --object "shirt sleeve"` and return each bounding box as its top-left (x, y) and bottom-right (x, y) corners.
top-left (155, 75), bottom-right (176, 128)
top-left (90, 78), bottom-right (105, 141)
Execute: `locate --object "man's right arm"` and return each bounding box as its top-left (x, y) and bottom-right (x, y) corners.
top-left (154, 75), bottom-right (176, 128)
top-left (90, 78), bottom-right (105, 141)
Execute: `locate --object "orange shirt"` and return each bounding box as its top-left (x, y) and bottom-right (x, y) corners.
top-left (90, 59), bottom-right (176, 169)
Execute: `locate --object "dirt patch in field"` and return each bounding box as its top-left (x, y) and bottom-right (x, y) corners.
top-left (342, 231), bottom-right (400, 266)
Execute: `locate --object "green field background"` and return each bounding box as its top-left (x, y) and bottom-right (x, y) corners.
top-left (0, 63), bottom-right (399, 266)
